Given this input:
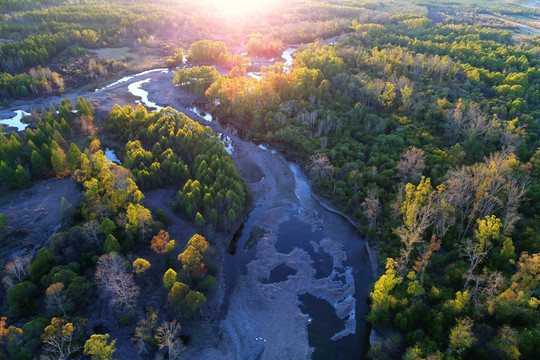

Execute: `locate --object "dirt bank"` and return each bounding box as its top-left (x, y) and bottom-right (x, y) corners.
top-left (0, 178), bottom-right (83, 260)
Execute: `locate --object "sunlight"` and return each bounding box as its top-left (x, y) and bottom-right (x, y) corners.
top-left (204, 0), bottom-right (272, 17)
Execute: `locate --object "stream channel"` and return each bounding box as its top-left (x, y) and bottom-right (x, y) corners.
top-left (0, 35), bottom-right (374, 359)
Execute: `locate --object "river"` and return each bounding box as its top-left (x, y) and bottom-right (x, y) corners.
top-left (0, 35), bottom-right (373, 359)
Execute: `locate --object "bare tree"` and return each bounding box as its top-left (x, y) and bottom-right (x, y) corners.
top-left (444, 152), bottom-right (528, 242)
top-left (83, 220), bottom-right (101, 247)
top-left (415, 235), bottom-right (442, 292)
top-left (95, 252), bottom-right (139, 311)
top-left (133, 308), bottom-right (157, 355)
top-left (45, 282), bottom-right (68, 317)
top-left (396, 146), bottom-right (425, 183)
top-left (155, 321), bottom-right (185, 360)
top-left (2, 256), bottom-right (31, 287)
top-left (307, 153), bottom-right (334, 185)
top-left (361, 189), bottom-right (380, 229)
top-left (469, 270), bottom-right (504, 315)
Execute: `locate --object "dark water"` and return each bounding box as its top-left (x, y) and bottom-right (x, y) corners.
top-left (275, 213), bottom-right (333, 279)
top-left (287, 163), bottom-right (374, 359)
top-left (220, 201), bottom-right (266, 318)
top-left (263, 263), bottom-right (297, 284)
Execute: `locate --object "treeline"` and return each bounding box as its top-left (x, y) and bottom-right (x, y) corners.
top-left (173, 65), bottom-right (221, 97)
top-left (0, 66), bottom-right (64, 97)
top-left (107, 105), bottom-right (250, 230)
top-left (187, 40), bottom-right (231, 65)
top-left (0, 0), bottom-right (66, 11)
top-left (246, 33), bottom-right (283, 57)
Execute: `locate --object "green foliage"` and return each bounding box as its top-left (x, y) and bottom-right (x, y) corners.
top-left (84, 334), bottom-right (116, 360)
top-left (104, 234), bottom-right (120, 253)
top-left (98, 218), bottom-right (116, 236)
top-left (173, 66), bottom-right (221, 97)
top-left (188, 40), bottom-right (230, 64)
top-left (7, 281), bottom-right (38, 317)
top-left (31, 247), bottom-right (55, 283)
top-left (0, 213), bottom-right (7, 238)
top-left (194, 212), bottom-right (206, 227)
top-left (107, 106), bottom-right (249, 229)
top-left (163, 268), bottom-right (178, 289)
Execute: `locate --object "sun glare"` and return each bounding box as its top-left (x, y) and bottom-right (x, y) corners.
top-left (205, 0), bottom-right (273, 17)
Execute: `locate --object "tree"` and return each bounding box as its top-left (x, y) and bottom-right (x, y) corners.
top-left (13, 165), bottom-right (30, 188)
top-left (2, 256), bottom-right (31, 287)
top-left (195, 212), bottom-right (206, 227)
top-left (0, 317), bottom-right (23, 356)
top-left (31, 149), bottom-right (47, 178)
top-left (7, 281), bottom-right (38, 317)
top-left (396, 146), bottom-right (425, 183)
top-left (133, 258), bottom-right (151, 275)
top-left (41, 318), bottom-right (79, 360)
top-left (368, 258), bottom-right (403, 324)
top-left (51, 147), bottom-right (68, 178)
top-left (394, 177), bottom-right (438, 275)
top-left (163, 269), bottom-right (178, 289)
top-left (126, 203), bottom-right (152, 242)
top-left (98, 218), bottom-right (116, 236)
top-left (66, 143), bottom-right (82, 172)
top-left (178, 234), bottom-right (209, 280)
top-left (132, 308), bottom-right (157, 356)
top-left (31, 247), bottom-right (55, 282)
top-left (449, 317), bottom-right (475, 353)
top-left (361, 189), bottom-right (380, 229)
top-left (155, 321), bottom-right (184, 360)
top-left (83, 220), bottom-right (101, 247)
top-left (104, 234), bottom-right (120, 253)
top-left (151, 230), bottom-right (176, 254)
top-left (0, 213), bottom-right (7, 239)
top-left (45, 282), bottom-right (68, 317)
top-left (84, 334), bottom-right (116, 360)
top-left (95, 252), bottom-right (139, 311)
top-left (461, 215), bottom-right (500, 291)
top-left (307, 153), bottom-right (334, 185)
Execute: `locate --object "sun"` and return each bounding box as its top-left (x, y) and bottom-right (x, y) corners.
top-left (204, 0), bottom-right (272, 17)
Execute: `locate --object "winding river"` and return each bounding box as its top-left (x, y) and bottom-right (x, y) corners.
top-left (0, 35), bottom-right (373, 359)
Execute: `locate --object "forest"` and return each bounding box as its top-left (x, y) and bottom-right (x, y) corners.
top-left (1, 0), bottom-right (540, 359)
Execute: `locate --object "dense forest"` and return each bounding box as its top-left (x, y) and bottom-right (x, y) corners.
top-left (2, 0), bottom-right (540, 359)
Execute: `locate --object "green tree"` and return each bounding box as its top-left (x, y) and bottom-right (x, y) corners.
top-left (13, 165), bottom-right (30, 188)
top-left (66, 143), bottom-right (83, 172)
top-left (7, 281), bottom-right (38, 317)
top-left (448, 317), bottom-right (475, 353)
top-left (163, 269), bottom-right (177, 289)
top-left (104, 234), bottom-right (120, 253)
top-left (195, 212), bottom-right (206, 227)
top-left (84, 334), bottom-right (117, 360)
top-left (99, 218), bottom-right (116, 236)
top-left (31, 149), bottom-right (47, 178)
top-left (51, 147), bottom-right (68, 178)
top-left (0, 213), bottom-right (7, 239)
